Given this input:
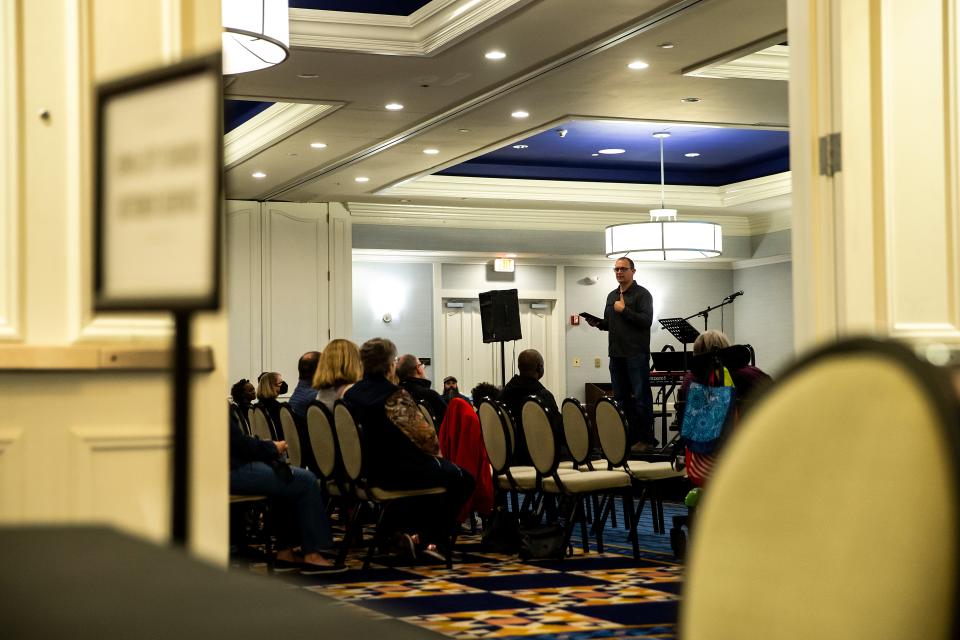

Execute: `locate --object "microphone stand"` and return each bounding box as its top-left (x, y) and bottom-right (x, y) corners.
top-left (684, 297), bottom-right (738, 330)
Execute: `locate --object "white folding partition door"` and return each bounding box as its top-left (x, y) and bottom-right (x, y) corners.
top-left (442, 299), bottom-right (556, 396)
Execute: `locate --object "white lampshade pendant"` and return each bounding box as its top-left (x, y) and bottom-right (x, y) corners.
top-left (222, 0), bottom-right (291, 75)
top-left (605, 132), bottom-right (722, 261)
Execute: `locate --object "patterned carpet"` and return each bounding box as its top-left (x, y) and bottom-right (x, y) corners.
top-left (238, 500), bottom-right (689, 640)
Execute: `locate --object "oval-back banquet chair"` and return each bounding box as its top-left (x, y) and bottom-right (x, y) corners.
top-left (682, 337), bottom-right (960, 639)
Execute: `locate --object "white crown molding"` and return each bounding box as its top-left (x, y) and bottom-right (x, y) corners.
top-left (381, 172), bottom-right (792, 211)
top-left (749, 209), bottom-right (792, 235)
top-left (352, 248), bottom-right (736, 269)
top-left (731, 254), bottom-right (791, 270)
top-left (346, 201), bottom-right (756, 236)
top-left (224, 102), bottom-right (341, 169)
top-left (720, 172), bottom-right (792, 206)
top-left (685, 44), bottom-right (789, 81)
top-left (289, 0), bottom-right (533, 56)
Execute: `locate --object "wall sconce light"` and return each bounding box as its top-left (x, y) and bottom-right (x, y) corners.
top-left (579, 275), bottom-right (600, 285)
top-left (382, 313), bottom-right (392, 323)
top-left (493, 258), bottom-right (515, 273)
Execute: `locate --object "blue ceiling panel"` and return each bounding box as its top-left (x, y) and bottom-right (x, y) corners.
top-left (289, 1), bottom-right (433, 15)
top-left (438, 120), bottom-right (790, 186)
top-left (224, 99), bottom-right (274, 133)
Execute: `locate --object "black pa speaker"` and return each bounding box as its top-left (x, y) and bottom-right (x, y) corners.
top-left (479, 289), bottom-right (522, 343)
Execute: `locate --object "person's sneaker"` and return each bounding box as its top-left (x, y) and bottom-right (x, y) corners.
top-left (392, 532), bottom-right (417, 560)
top-left (420, 545), bottom-right (446, 564)
top-left (299, 561), bottom-right (348, 575)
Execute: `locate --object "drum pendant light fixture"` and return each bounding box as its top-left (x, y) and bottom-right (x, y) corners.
top-left (222, 0), bottom-right (291, 75)
top-left (605, 132), bottom-right (722, 261)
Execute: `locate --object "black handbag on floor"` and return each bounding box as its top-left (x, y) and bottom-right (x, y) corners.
top-left (481, 508), bottom-right (521, 553)
top-left (518, 523), bottom-right (565, 560)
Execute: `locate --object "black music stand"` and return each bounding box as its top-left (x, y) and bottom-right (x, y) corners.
top-left (658, 317), bottom-right (701, 370)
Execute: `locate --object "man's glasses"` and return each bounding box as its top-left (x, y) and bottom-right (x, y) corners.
top-left (613, 267), bottom-right (631, 272)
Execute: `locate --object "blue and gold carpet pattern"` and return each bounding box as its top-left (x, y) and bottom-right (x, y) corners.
top-left (250, 501), bottom-right (688, 640)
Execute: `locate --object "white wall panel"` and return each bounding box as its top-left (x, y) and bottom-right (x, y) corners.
top-left (68, 426), bottom-right (170, 543)
top-left (329, 203), bottom-right (353, 340)
top-left (0, 428), bottom-right (25, 520)
top-left (262, 203), bottom-right (329, 385)
top-left (881, 0), bottom-right (960, 338)
top-left (0, 1), bottom-right (20, 341)
top-left (226, 202), bottom-right (261, 384)
top-left (0, 0), bottom-right (226, 564)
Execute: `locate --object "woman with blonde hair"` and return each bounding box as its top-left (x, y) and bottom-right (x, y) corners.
top-left (313, 339), bottom-right (362, 409)
top-left (256, 371), bottom-right (284, 438)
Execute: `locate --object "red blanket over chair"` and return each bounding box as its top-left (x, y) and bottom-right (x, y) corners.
top-left (439, 397), bottom-right (494, 522)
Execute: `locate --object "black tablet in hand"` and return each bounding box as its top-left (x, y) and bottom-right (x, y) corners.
top-left (579, 312), bottom-right (601, 324)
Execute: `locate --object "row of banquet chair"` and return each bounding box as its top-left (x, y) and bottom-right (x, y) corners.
top-left (231, 398), bottom-right (457, 569)
top-left (478, 396), bottom-right (685, 559)
top-left (231, 392), bottom-right (686, 564)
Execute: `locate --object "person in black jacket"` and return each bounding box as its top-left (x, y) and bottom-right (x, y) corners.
top-left (585, 256), bottom-right (657, 449)
top-left (229, 416), bottom-right (342, 572)
top-left (397, 353), bottom-right (447, 428)
top-left (499, 349), bottom-right (560, 466)
top-left (344, 338), bottom-right (472, 558)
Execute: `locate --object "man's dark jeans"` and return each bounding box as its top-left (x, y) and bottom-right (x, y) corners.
top-left (609, 354), bottom-right (656, 446)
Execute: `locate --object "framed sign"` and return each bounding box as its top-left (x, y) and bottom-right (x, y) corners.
top-left (94, 54), bottom-right (222, 311)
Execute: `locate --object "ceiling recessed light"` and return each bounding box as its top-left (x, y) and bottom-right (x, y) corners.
top-left (252, 171), bottom-right (267, 179)
top-left (458, 128), bottom-right (470, 133)
top-left (385, 103), bottom-right (404, 111)
top-left (297, 73), bottom-right (319, 79)
top-left (658, 42), bottom-right (675, 49)
top-left (512, 144), bottom-right (528, 149)
top-left (598, 148), bottom-right (626, 155)
top-left (310, 142), bottom-right (327, 149)
top-left (355, 176), bottom-right (370, 183)
top-left (681, 97), bottom-right (701, 103)
top-left (400, 199), bottom-right (410, 203)
top-left (511, 110), bottom-right (529, 119)
top-left (685, 152), bottom-right (701, 157)
top-left (627, 60), bottom-right (649, 70)
top-left (591, 153), bottom-right (599, 157)
top-left (485, 50), bottom-right (506, 60)
top-left (423, 148), bottom-right (440, 155)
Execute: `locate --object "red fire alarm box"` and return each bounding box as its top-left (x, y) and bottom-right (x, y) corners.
top-left (571, 314), bottom-right (580, 326)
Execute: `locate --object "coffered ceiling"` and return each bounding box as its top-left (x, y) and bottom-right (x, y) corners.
top-left (224, 0), bottom-right (789, 231)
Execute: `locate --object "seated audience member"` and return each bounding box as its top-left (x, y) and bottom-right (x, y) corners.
top-left (288, 351), bottom-right (321, 419)
top-left (229, 414), bottom-right (342, 573)
top-left (230, 378), bottom-right (257, 431)
top-left (259, 371), bottom-right (288, 396)
top-left (344, 338), bottom-right (474, 558)
top-left (313, 338), bottom-right (362, 410)
top-left (676, 330), bottom-right (772, 485)
top-left (439, 397), bottom-right (493, 523)
top-left (499, 349), bottom-right (560, 466)
top-left (256, 372), bottom-right (285, 438)
top-left (397, 354), bottom-right (448, 427)
top-left (678, 330), bottom-right (772, 417)
top-left (470, 382), bottom-right (501, 409)
top-left (441, 376), bottom-right (471, 403)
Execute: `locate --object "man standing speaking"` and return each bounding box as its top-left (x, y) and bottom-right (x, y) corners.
top-left (585, 256), bottom-right (657, 450)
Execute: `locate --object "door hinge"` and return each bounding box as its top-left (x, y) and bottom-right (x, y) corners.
top-left (819, 132), bottom-right (842, 177)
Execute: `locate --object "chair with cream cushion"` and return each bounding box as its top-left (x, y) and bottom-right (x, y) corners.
top-left (682, 337), bottom-right (960, 639)
top-left (522, 397), bottom-right (635, 557)
top-left (595, 396), bottom-right (684, 536)
top-left (278, 404), bottom-right (303, 468)
top-left (332, 400), bottom-right (451, 569)
top-left (249, 405), bottom-right (274, 442)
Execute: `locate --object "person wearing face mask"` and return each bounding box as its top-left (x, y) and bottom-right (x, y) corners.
top-left (256, 372), bottom-right (286, 439)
